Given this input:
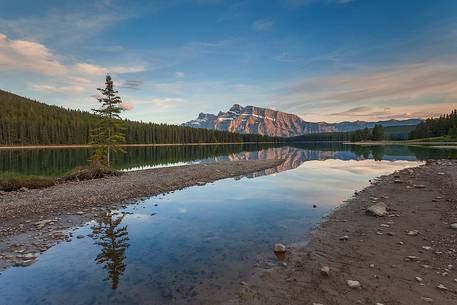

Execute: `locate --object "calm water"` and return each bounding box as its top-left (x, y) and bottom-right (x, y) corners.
top-left (0, 144), bottom-right (454, 305)
top-left (0, 143), bottom-right (457, 177)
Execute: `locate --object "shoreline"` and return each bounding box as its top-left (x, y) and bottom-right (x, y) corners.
top-left (0, 142), bottom-right (282, 150)
top-left (345, 140), bottom-right (457, 145)
top-left (235, 159), bottom-right (457, 304)
top-left (0, 159), bottom-right (283, 271)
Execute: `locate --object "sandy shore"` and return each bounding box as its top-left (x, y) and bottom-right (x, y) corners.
top-left (234, 159), bottom-right (457, 305)
top-left (0, 159), bottom-right (283, 271)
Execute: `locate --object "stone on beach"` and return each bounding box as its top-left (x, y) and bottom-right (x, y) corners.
top-left (347, 280), bottom-right (361, 289)
top-left (366, 202), bottom-right (388, 217)
top-left (450, 223), bottom-right (457, 230)
top-left (274, 243), bottom-right (286, 253)
top-left (320, 266), bottom-right (330, 276)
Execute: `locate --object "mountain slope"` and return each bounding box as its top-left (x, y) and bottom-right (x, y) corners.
top-left (183, 104), bottom-right (422, 137)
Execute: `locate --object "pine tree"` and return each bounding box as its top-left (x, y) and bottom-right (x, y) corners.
top-left (372, 125), bottom-right (384, 141)
top-left (89, 75), bottom-right (126, 167)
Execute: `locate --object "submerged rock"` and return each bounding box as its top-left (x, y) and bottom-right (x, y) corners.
top-left (366, 202), bottom-right (388, 217)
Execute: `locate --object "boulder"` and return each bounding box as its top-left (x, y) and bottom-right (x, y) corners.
top-left (366, 202), bottom-right (388, 217)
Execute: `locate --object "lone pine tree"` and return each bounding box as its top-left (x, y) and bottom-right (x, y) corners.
top-left (90, 74), bottom-right (126, 167)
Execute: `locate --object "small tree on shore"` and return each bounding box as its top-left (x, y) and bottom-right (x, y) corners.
top-left (90, 74), bottom-right (126, 167)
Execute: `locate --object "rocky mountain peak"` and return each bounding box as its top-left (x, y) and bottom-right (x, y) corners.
top-left (182, 105), bottom-right (421, 137)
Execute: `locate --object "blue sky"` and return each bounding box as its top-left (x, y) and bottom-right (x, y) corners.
top-left (0, 0), bottom-right (456, 123)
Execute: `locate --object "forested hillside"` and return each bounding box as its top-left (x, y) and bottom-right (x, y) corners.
top-left (410, 110), bottom-right (457, 139)
top-left (0, 90), bottom-right (279, 145)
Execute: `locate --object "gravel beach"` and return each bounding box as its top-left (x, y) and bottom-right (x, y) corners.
top-left (234, 160), bottom-right (457, 305)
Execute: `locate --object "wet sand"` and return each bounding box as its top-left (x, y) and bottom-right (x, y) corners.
top-left (0, 159), bottom-right (283, 271)
top-left (234, 159), bottom-right (457, 305)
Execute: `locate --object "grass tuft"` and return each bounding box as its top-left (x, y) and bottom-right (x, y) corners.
top-left (0, 173), bottom-right (55, 191)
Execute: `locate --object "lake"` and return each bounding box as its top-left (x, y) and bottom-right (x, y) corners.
top-left (0, 143), bottom-right (456, 305)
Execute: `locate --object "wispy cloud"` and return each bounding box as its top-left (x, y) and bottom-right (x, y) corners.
top-left (251, 19), bottom-right (274, 31)
top-left (119, 80), bottom-right (143, 90)
top-left (0, 33), bottom-right (67, 75)
top-left (123, 96), bottom-right (186, 113)
top-left (273, 60), bottom-right (457, 121)
top-left (174, 71), bottom-right (185, 78)
top-left (30, 84), bottom-right (86, 94)
top-left (74, 63), bottom-right (145, 75)
top-left (280, 0), bottom-right (353, 8)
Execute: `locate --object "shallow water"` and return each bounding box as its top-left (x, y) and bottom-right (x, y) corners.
top-left (0, 144), bottom-right (448, 305)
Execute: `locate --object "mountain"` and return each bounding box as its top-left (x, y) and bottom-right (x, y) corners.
top-left (183, 104), bottom-right (422, 137)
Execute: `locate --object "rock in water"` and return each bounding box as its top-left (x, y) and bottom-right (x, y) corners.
top-left (347, 280), bottom-right (361, 289)
top-left (366, 202), bottom-right (388, 217)
top-left (274, 243), bottom-right (286, 253)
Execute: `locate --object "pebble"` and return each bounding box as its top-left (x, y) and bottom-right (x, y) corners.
top-left (339, 235), bottom-right (349, 241)
top-left (320, 266), bottom-right (330, 276)
top-left (450, 223), bottom-right (457, 230)
top-left (415, 277), bottom-right (423, 282)
top-left (436, 284), bottom-right (448, 291)
top-left (274, 243), bottom-right (286, 253)
top-left (347, 280), bottom-right (361, 289)
top-left (421, 297), bottom-right (433, 303)
top-left (407, 230), bottom-right (419, 236)
top-left (76, 235), bottom-right (85, 239)
top-left (366, 202), bottom-right (388, 217)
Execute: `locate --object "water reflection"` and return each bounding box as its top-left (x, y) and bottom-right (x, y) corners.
top-left (92, 212), bottom-right (130, 289)
top-left (0, 156), bottom-right (425, 305)
top-left (1, 143), bottom-right (457, 177)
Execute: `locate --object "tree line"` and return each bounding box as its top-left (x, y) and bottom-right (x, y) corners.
top-left (409, 110), bottom-right (457, 139)
top-left (0, 89), bottom-right (279, 146)
top-left (288, 125), bottom-right (385, 142)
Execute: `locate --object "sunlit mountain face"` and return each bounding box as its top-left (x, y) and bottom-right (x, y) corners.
top-left (183, 104), bottom-right (422, 137)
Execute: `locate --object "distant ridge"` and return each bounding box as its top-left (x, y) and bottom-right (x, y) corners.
top-left (183, 104), bottom-right (422, 137)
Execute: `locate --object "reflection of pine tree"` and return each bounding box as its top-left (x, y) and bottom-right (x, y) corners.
top-left (92, 212), bottom-right (129, 289)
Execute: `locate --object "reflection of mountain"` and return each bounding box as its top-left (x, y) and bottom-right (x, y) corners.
top-left (92, 213), bottom-right (130, 289)
top-left (208, 145), bottom-right (391, 178)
